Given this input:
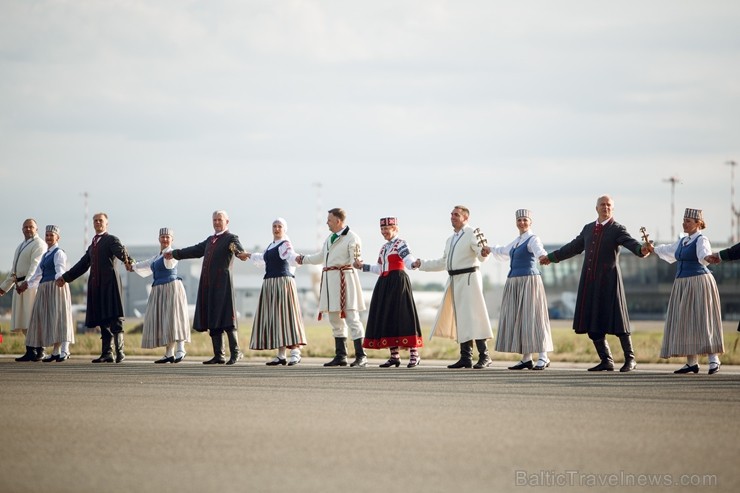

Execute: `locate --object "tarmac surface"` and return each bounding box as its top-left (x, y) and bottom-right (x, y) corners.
top-left (1, 356), bottom-right (739, 493)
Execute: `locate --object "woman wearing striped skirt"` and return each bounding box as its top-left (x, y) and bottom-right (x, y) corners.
top-left (354, 217), bottom-right (423, 368)
top-left (130, 228), bottom-right (191, 363)
top-left (248, 218), bottom-right (307, 366)
top-left (491, 209), bottom-right (553, 370)
top-left (23, 225), bottom-right (74, 361)
top-left (649, 208), bottom-right (724, 374)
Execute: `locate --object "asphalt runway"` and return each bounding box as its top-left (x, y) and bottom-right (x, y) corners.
top-left (1, 357), bottom-right (739, 493)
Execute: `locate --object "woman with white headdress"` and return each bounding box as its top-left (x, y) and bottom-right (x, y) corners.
top-left (491, 209), bottom-right (553, 370)
top-left (647, 208), bottom-right (724, 374)
top-left (21, 225), bottom-right (74, 361)
top-left (129, 228), bottom-right (191, 363)
top-left (248, 217), bottom-right (307, 365)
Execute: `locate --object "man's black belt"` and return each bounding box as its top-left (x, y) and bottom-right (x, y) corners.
top-left (447, 266), bottom-right (478, 276)
top-left (14, 276), bottom-right (25, 282)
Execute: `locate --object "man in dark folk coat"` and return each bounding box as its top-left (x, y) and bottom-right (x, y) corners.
top-left (58, 213), bottom-right (132, 363)
top-left (540, 195), bottom-right (651, 372)
top-left (165, 210), bottom-right (248, 365)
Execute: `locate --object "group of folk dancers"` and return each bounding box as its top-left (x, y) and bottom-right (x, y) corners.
top-left (1, 195), bottom-right (730, 374)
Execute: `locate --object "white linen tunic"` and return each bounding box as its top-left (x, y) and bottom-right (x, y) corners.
top-left (418, 225), bottom-right (493, 343)
top-left (302, 227), bottom-right (366, 315)
top-left (0, 234), bottom-right (46, 332)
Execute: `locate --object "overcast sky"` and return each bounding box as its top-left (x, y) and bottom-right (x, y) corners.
top-left (1, 0), bottom-right (739, 285)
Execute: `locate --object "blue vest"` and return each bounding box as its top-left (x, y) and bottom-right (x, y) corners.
top-left (675, 235), bottom-right (710, 278)
top-left (264, 241), bottom-right (293, 279)
top-left (39, 249), bottom-right (59, 283)
top-left (152, 255), bottom-right (179, 286)
top-left (508, 236), bottom-right (540, 278)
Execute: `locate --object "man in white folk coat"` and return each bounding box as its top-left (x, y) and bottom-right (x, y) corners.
top-left (412, 206), bottom-right (494, 369)
top-left (298, 207), bottom-right (368, 367)
top-left (1, 218), bottom-right (47, 362)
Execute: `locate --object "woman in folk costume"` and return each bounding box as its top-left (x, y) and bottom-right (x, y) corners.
top-left (491, 209), bottom-right (553, 370)
top-left (21, 225), bottom-right (74, 361)
top-left (130, 228), bottom-right (190, 363)
top-left (248, 217), bottom-right (307, 366)
top-left (647, 208), bottom-right (724, 374)
top-left (354, 217), bottom-right (423, 368)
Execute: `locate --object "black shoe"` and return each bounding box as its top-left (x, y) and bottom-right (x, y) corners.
top-left (203, 356), bottom-right (226, 365)
top-left (709, 363), bottom-right (721, 375)
top-left (473, 356), bottom-right (492, 369)
top-left (288, 351), bottom-right (302, 366)
top-left (379, 358), bottom-right (401, 368)
top-left (508, 360), bottom-right (533, 370)
top-left (115, 352), bottom-right (125, 363)
top-left (92, 353), bottom-right (114, 363)
top-left (350, 355), bottom-right (368, 368)
top-left (620, 358), bottom-right (637, 372)
top-left (15, 347), bottom-right (35, 362)
top-left (42, 354), bottom-right (59, 363)
top-left (532, 358), bottom-right (550, 370)
top-left (56, 353), bottom-right (69, 362)
top-left (447, 358), bottom-right (473, 369)
top-left (407, 357), bottom-right (421, 368)
top-left (226, 351), bottom-right (244, 365)
top-left (587, 361), bottom-right (615, 372)
top-left (173, 353), bottom-right (186, 363)
top-left (155, 356), bottom-right (175, 364)
top-left (266, 357), bottom-right (287, 366)
top-left (32, 349), bottom-right (46, 362)
top-left (674, 364), bottom-right (699, 374)
top-left (324, 355), bottom-right (348, 367)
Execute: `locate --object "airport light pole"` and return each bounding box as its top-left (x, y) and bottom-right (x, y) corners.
top-left (663, 176), bottom-right (680, 240)
top-left (726, 160), bottom-right (738, 243)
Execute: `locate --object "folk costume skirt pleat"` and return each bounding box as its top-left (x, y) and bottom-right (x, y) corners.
top-left (495, 275), bottom-right (553, 354)
top-left (26, 280), bottom-right (74, 347)
top-left (249, 276), bottom-right (307, 350)
top-left (660, 273), bottom-right (724, 358)
top-left (363, 270), bottom-right (423, 350)
top-left (141, 279), bottom-right (191, 348)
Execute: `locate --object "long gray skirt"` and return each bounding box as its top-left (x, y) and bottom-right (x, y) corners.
top-left (250, 276), bottom-right (307, 350)
top-left (660, 274), bottom-right (724, 358)
top-left (141, 279), bottom-right (191, 348)
top-left (495, 275), bottom-right (553, 354)
top-left (26, 280), bottom-right (74, 347)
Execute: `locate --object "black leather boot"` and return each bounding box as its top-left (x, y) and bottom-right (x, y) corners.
top-left (203, 333), bottom-right (226, 364)
top-left (225, 329), bottom-right (243, 365)
top-left (350, 338), bottom-right (367, 367)
top-left (32, 347), bottom-right (46, 362)
top-left (15, 346), bottom-right (35, 362)
top-left (473, 339), bottom-right (492, 369)
top-left (92, 330), bottom-right (114, 363)
top-left (587, 338), bottom-right (614, 371)
top-left (618, 334), bottom-right (637, 372)
top-left (324, 337), bottom-right (348, 367)
top-left (113, 332), bottom-right (125, 363)
top-left (448, 341), bottom-right (474, 368)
